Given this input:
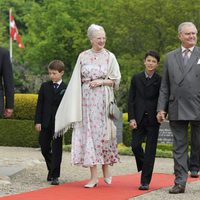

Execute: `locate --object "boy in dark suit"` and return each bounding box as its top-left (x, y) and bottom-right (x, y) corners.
top-left (128, 51), bottom-right (161, 190)
top-left (35, 60), bottom-right (66, 185)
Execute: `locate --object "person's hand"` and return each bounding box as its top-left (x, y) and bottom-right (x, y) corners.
top-left (129, 119), bottom-right (137, 129)
top-left (89, 79), bottom-right (104, 88)
top-left (4, 109), bottom-right (13, 118)
top-left (157, 111), bottom-right (166, 123)
top-left (35, 124), bottom-right (41, 132)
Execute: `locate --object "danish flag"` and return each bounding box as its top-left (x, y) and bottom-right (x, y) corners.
top-left (10, 15), bottom-right (24, 48)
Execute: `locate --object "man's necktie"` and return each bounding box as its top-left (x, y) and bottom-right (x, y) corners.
top-left (183, 49), bottom-right (190, 66)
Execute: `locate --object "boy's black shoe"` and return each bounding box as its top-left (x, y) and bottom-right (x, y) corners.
top-left (190, 171), bottom-right (199, 178)
top-left (51, 177), bottom-right (59, 185)
top-left (138, 184), bottom-right (149, 190)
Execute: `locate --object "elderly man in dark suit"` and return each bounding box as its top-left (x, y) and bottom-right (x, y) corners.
top-left (157, 22), bottom-right (200, 194)
top-left (0, 48), bottom-right (14, 118)
top-left (128, 51), bottom-right (161, 190)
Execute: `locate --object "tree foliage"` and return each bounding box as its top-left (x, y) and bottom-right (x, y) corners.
top-left (1, 0), bottom-right (200, 111)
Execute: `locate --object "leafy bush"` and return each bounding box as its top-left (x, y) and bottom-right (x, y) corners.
top-left (123, 122), bottom-right (132, 146)
top-left (122, 112), bottom-right (128, 122)
top-left (118, 143), bottom-right (133, 155)
top-left (64, 143), bottom-right (173, 158)
top-left (13, 93), bottom-right (38, 120)
top-left (0, 93), bottom-right (175, 157)
top-left (64, 129), bottom-right (72, 145)
top-left (0, 119), bottom-right (38, 147)
top-left (157, 143), bottom-right (173, 151)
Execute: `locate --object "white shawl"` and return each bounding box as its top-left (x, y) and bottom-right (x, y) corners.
top-left (54, 49), bottom-right (121, 140)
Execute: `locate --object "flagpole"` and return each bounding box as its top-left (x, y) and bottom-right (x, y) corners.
top-left (9, 8), bottom-right (13, 62)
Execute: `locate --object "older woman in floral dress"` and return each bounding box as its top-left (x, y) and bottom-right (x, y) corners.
top-left (55, 24), bottom-right (121, 188)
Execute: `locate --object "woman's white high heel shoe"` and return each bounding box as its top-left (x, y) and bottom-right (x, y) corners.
top-left (84, 181), bottom-right (98, 188)
top-left (104, 176), bottom-right (112, 184)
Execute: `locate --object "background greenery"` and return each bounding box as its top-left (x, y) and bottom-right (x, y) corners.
top-left (0, 1), bottom-right (196, 157)
top-left (1, 0), bottom-right (200, 111)
top-left (0, 94), bottom-right (173, 157)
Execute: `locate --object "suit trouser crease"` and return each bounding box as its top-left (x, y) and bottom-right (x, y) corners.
top-left (132, 119), bottom-right (159, 184)
top-left (39, 126), bottom-right (63, 178)
top-left (189, 124), bottom-right (200, 171)
top-left (169, 121), bottom-right (200, 186)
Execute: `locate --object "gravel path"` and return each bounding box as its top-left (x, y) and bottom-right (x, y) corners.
top-left (0, 146), bottom-right (200, 199)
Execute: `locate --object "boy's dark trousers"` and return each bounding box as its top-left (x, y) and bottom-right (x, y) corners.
top-left (131, 114), bottom-right (159, 185)
top-left (39, 120), bottom-right (63, 179)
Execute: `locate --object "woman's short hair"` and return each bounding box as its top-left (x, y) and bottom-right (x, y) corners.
top-left (87, 24), bottom-right (105, 40)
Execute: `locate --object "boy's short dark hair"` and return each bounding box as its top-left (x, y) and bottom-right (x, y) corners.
top-left (48, 60), bottom-right (65, 72)
top-left (144, 51), bottom-right (160, 62)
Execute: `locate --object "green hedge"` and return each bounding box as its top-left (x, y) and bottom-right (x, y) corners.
top-left (0, 95), bottom-right (173, 153)
top-left (123, 122), bottom-right (132, 146)
top-left (13, 93), bottom-right (38, 120)
top-left (0, 119), bottom-right (38, 147)
top-left (1, 94), bottom-right (131, 147)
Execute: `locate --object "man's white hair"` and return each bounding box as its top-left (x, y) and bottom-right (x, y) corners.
top-left (178, 22), bottom-right (198, 33)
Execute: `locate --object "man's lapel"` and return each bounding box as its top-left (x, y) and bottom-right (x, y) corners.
top-left (175, 48), bottom-right (184, 73)
top-left (174, 46), bottom-right (199, 84)
top-left (174, 48), bottom-right (187, 84)
top-left (182, 46), bottom-right (199, 76)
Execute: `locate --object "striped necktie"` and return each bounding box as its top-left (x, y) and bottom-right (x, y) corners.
top-left (183, 49), bottom-right (190, 66)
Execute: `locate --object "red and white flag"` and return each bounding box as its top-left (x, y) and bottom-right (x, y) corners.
top-left (10, 15), bottom-right (24, 48)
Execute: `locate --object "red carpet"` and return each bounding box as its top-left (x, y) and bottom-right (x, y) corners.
top-left (1, 173), bottom-right (200, 200)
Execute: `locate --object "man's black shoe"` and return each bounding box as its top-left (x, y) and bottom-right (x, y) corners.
top-left (169, 184), bottom-right (185, 194)
top-left (138, 184), bottom-right (149, 190)
top-left (190, 171), bottom-right (199, 178)
top-left (51, 177), bottom-right (59, 185)
top-left (47, 172), bottom-right (52, 181)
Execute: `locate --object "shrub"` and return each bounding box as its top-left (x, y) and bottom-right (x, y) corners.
top-left (0, 94), bottom-right (175, 158)
top-left (157, 143), bottom-right (173, 151)
top-left (63, 143), bottom-right (173, 158)
top-left (13, 93), bottom-right (38, 120)
top-left (118, 143), bottom-right (133, 155)
top-left (123, 122), bottom-right (132, 146)
top-left (0, 119), bottom-right (38, 147)
top-left (122, 112), bottom-right (128, 122)
top-left (64, 129), bottom-right (72, 145)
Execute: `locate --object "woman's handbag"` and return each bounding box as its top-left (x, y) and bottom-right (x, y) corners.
top-left (109, 100), bottom-right (121, 120)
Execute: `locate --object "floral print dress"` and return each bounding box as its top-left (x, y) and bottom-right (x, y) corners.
top-left (71, 49), bottom-right (119, 167)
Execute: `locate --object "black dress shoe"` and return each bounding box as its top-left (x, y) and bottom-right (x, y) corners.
top-left (190, 171), bottom-right (199, 178)
top-left (47, 172), bottom-right (52, 181)
top-left (51, 177), bottom-right (59, 185)
top-left (138, 184), bottom-right (149, 190)
top-left (169, 184), bottom-right (185, 194)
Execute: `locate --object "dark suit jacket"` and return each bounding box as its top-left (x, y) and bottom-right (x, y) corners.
top-left (35, 81), bottom-right (66, 129)
top-left (128, 71), bottom-right (161, 126)
top-left (0, 48), bottom-right (14, 115)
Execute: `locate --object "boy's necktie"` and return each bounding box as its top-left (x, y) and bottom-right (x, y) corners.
top-left (146, 77), bottom-right (151, 81)
top-left (53, 83), bottom-right (59, 92)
